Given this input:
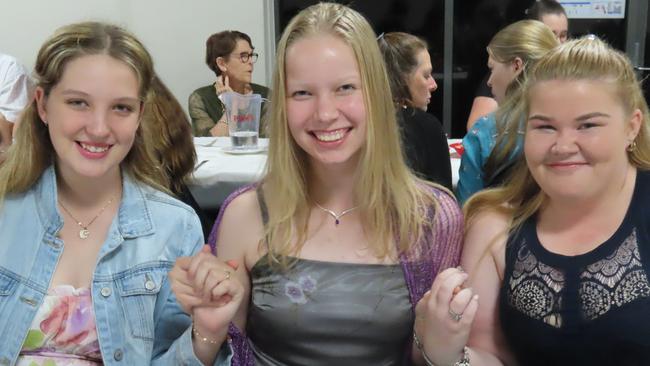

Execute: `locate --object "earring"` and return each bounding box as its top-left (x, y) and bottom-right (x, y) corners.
top-left (627, 140), bottom-right (637, 152)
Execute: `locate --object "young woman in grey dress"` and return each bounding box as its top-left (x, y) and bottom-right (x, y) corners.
top-left (170, 3), bottom-right (469, 365)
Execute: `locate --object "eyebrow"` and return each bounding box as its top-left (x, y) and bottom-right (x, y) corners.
top-left (61, 89), bottom-right (140, 103)
top-left (528, 112), bottom-right (611, 122)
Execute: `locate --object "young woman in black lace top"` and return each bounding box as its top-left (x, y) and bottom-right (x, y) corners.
top-left (450, 36), bottom-right (650, 365)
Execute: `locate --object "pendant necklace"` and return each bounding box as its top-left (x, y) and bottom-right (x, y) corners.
top-left (58, 197), bottom-right (114, 239)
top-left (314, 202), bottom-right (359, 226)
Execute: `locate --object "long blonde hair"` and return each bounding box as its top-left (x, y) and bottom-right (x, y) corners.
top-left (466, 36), bottom-right (650, 231)
top-left (483, 20), bottom-right (559, 182)
top-left (263, 2), bottom-right (442, 267)
top-left (0, 22), bottom-right (167, 203)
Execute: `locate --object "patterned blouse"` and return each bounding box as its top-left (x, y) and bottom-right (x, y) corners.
top-left (18, 286), bottom-right (101, 366)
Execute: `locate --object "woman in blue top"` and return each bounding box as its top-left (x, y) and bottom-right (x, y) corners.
top-left (457, 20), bottom-right (558, 204)
top-left (0, 22), bottom-right (239, 365)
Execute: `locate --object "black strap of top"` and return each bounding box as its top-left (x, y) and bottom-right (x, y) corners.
top-left (256, 185), bottom-right (270, 227)
top-left (255, 186), bottom-right (272, 252)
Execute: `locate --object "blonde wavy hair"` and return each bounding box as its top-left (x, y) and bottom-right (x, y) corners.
top-left (465, 36), bottom-right (650, 231)
top-left (262, 2), bottom-right (442, 266)
top-left (483, 20), bottom-right (559, 182)
top-left (0, 21), bottom-right (168, 203)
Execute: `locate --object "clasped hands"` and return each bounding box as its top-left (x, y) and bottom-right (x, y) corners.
top-left (414, 267), bottom-right (479, 365)
top-left (169, 245), bottom-right (244, 339)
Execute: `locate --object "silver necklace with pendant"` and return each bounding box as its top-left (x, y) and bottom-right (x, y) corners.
top-left (314, 202), bottom-right (359, 226)
top-left (58, 197), bottom-right (114, 239)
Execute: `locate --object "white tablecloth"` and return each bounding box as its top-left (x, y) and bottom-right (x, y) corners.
top-left (189, 137), bottom-right (461, 210)
top-left (189, 137), bottom-right (267, 209)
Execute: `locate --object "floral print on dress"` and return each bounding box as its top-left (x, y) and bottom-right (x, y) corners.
top-left (17, 285), bottom-right (102, 366)
top-left (285, 275), bottom-right (317, 304)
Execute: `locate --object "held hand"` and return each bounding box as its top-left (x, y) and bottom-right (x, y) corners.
top-left (414, 267), bottom-right (479, 365)
top-left (186, 245), bottom-right (244, 336)
top-left (170, 246), bottom-right (243, 323)
top-left (214, 75), bottom-right (233, 96)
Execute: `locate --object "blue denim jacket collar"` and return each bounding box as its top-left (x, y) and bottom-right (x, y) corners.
top-left (35, 165), bottom-right (155, 241)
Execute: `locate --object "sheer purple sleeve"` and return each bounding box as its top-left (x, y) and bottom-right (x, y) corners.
top-left (401, 187), bottom-right (464, 302)
top-left (400, 187), bottom-right (464, 358)
top-left (207, 184), bottom-right (258, 366)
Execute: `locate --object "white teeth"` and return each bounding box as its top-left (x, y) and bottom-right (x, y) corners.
top-left (314, 129), bottom-right (345, 142)
top-left (80, 143), bottom-right (109, 153)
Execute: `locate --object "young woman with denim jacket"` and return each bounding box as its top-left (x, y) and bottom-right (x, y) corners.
top-left (0, 22), bottom-right (241, 365)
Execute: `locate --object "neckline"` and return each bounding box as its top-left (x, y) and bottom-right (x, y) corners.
top-left (47, 285), bottom-right (91, 296)
top-left (523, 169), bottom-right (642, 267)
top-left (251, 253), bottom-right (401, 273)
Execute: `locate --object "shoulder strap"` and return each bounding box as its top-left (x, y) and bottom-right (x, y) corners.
top-left (256, 185), bottom-right (269, 227)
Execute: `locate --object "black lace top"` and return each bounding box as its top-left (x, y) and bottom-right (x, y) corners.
top-left (500, 170), bottom-right (650, 366)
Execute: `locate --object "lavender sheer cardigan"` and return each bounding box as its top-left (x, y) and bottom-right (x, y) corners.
top-left (207, 184), bottom-right (464, 366)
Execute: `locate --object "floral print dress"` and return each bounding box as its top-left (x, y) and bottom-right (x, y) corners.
top-left (18, 285), bottom-right (102, 366)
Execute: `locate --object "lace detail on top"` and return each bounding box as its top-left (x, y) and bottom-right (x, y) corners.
top-left (18, 285), bottom-right (101, 366)
top-left (507, 229), bottom-right (650, 329)
top-left (580, 230), bottom-right (650, 320)
top-left (509, 240), bottom-right (565, 327)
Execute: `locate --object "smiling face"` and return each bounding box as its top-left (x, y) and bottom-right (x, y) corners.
top-left (219, 38), bottom-right (254, 85)
top-left (540, 13), bottom-right (569, 44)
top-left (285, 34), bottom-right (367, 169)
top-left (487, 55), bottom-right (521, 103)
top-left (525, 79), bottom-right (641, 202)
top-left (35, 54), bottom-right (142, 183)
top-left (407, 49), bottom-right (437, 111)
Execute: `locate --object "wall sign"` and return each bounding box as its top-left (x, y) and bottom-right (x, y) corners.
top-left (559, 1), bottom-right (626, 19)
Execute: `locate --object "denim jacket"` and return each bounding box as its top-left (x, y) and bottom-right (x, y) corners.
top-left (0, 166), bottom-right (231, 365)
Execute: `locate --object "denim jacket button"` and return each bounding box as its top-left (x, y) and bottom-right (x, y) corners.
top-left (100, 287), bottom-right (112, 297)
top-left (113, 349), bottom-right (123, 361)
top-left (144, 280), bottom-right (156, 291)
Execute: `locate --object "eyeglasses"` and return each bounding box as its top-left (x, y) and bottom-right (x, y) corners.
top-left (236, 52), bottom-right (258, 63)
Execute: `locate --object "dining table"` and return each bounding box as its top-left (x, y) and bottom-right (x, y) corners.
top-left (189, 137), bottom-right (462, 210)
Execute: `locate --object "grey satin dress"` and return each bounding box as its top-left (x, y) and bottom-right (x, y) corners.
top-left (247, 255), bottom-right (414, 365)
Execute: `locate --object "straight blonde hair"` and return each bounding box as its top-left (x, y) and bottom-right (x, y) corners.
top-left (263, 3), bottom-right (443, 267)
top-left (483, 20), bottom-right (559, 182)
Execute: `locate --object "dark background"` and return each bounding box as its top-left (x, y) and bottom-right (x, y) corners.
top-left (277, 0), bottom-right (630, 138)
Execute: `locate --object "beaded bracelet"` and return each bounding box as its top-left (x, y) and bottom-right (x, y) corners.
top-left (192, 324), bottom-right (220, 345)
top-left (413, 330), bottom-right (471, 366)
top-left (413, 330), bottom-right (436, 366)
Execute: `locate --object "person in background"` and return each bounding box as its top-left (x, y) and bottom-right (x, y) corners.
top-left (455, 36), bottom-right (650, 366)
top-left (189, 30), bottom-right (269, 137)
top-left (526, 0), bottom-right (569, 44)
top-left (379, 31), bottom-right (453, 190)
top-left (0, 21), bottom-right (237, 365)
top-left (0, 52), bottom-right (33, 162)
top-left (465, 0), bottom-right (569, 131)
top-left (170, 3), bottom-right (465, 365)
top-left (456, 20), bottom-right (558, 204)
top-left (143, 75), bottom-right (212, 240)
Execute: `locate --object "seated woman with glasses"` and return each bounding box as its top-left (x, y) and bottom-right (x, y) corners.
top-left (189, 30), bottom-right (269, 137)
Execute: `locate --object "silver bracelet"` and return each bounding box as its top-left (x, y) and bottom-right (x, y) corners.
top-left (413, 330), bottom-right (471, 366)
